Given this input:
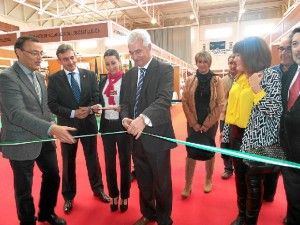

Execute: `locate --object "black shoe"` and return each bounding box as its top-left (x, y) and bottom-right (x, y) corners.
top-left (230, 216), bottom-right (245, 225)
top-left (110, 197), bottom-right (118, 212)
top-left (94, 190), bottom-right (110, 203)
top-left (131, 171), bottom-right (136, 182)
top-left (38, 213), bottom-right (66, 225)
top-left (63, 200), bottom-right (73, 214)
top-left (120, 198), bottom-right (128, 212)
top-left (283, 216), bottom-right (287, 225)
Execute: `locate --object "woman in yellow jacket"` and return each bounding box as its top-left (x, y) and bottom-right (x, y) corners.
top-left (181, 51), bottom-right (225, 196)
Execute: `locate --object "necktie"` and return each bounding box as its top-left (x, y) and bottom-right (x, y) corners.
top-left (31, 72), bottom-right (41, 103)
top-left (70, 72), bottom-right (81, 102)
top-left (134, 68), bottom-right (146, 118)
top-left (288, 70), bottom-right (300, 110)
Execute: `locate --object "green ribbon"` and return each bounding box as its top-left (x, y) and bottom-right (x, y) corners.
top-left (1, 131), bottom-right (300, 170)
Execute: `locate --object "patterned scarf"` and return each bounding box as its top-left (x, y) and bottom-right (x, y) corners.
top-left (104, 71), bottom-right (123, 105)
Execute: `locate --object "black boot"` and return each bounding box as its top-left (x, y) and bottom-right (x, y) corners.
top-left (244, 173), bottom-right (263, 225)
top-left (231, 158), bottom-right (247, 225)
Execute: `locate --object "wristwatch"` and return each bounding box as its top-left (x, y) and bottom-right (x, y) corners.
top-left (139, 114), bottom-right (149, 126)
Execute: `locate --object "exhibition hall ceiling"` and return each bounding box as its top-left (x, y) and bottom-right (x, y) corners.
top-left (0, 0), bottom-right (294, 31)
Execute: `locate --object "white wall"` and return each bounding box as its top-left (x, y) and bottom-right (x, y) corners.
top-left (191, 18), bottom-right (281, 72)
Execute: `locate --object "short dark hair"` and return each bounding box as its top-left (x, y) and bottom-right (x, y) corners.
top-left (56, 44), bottom-right (74, 57)
top-left (233, 36), bottom-right (271, 74)
top-left (228, 54), bottom-right (235, 62)
top-left (104, 49), bottom-right (120, 61)
top-left (14, 36), bottom-right (40, 51)
top-left (290, 26), bottom-right (300, 41)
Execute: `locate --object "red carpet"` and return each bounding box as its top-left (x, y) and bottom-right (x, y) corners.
top-left (0, 103), bottom-right (287, 225)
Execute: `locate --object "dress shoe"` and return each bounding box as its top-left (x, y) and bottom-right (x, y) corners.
top-left (283, 216), bottom-right (287, 225)
top-left (38, 213), bottom-right (66, 225)
top-left (221, 171), bottom-right (233, 180)
top-left (120, 198), bottom-right (128, 212)
top-left (63, 200), bottom-right (73, 214)
top-left (94, 190), bottom-right (110, 203)
top-left (230, 216), bottom-right (245, 225)
top-left (110, 197), bottom-right (118, 212)
top-left (133, 216), bottom-right (152, 225)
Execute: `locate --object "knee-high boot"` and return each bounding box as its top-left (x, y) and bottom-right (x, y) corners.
top-left (204, 156), bottom-right (215, 193)
top-left (231, 158), bottom-right (247, 225)
top-left (244, 174), bottom-right (263, 225)
top-left (181, 157), bottom-right (196, 198)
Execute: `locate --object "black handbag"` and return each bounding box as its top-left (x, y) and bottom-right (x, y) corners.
top-left (243, 143), bottom-right (285, 175)
top-left (186, 131), bottom-right (215, 161)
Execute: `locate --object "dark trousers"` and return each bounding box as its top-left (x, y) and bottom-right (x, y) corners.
top-left (263, 172), bottom-right (280, 201)
top-left (133, 139), bottom-right (173, 225)
top-left (220, 120), bottom-right (233, 172)
top-left (230, 125), bottom-right (263, 225)
top-left (9, 142), bottom-right (60, 225)
top-left (101, 120), bottom-right (131, 199)
top-left (61, 135), bottom-right (103, 200)
top-left (282, 167), bottom-right (300, 225)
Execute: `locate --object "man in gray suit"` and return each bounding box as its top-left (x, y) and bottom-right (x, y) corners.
top-left (121, 29), bottom-right (177, 225)
top-left (0, 36), bottom-right (76, 225)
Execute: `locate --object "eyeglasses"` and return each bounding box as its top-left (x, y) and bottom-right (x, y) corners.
top-left (21, 49), bottom-right (45, 57)
top-left (278, 46), bottom-right (291, 52)
top-left (229, 62), bottom-right (236, 65)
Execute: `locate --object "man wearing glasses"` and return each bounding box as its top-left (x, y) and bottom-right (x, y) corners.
top-left (0, 36), bottom-right (76, 225)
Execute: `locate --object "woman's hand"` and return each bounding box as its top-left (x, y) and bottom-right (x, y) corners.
top-left (199, 125), bottom-right (208, 133)
top-left (193, 124), bottom-right (201, 132)
top-left (249, 72), bottom-right (263, 94)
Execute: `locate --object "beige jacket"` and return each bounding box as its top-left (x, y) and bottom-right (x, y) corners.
top-left (220, 73), bottom-right (235, 121)
top-left (182, 74), bottom-right (225, 129)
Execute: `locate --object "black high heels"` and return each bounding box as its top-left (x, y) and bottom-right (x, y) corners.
top-left (120, 198), bottom-right (128, 212)
top-left (110, 197), bottom-right (118, 212)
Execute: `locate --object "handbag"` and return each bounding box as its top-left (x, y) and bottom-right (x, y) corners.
top-left (186, 131), bottom-right (215, 161)
top-left (244, 142), bottom-right (285, 175)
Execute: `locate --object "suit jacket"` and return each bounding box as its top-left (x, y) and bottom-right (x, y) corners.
top-left (0, 62), bottom-right (54, 160)
top-left (47, 68), bottom-right (99, 134)
top-left (98, 74), bottom-right (126, 133)
top-left (281, 63), bottom-right (300, 162)
top-left (120, 57), bottom-right (177, 152)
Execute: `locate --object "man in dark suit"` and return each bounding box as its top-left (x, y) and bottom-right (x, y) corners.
top-left (281, 26), bottom-right (300, 225)
top-left (0, 36), bottom-right (76, 225)
top-left (121, 29), bottom-right (177, 225)
top-left (47, 44), bottom-right (109, 214)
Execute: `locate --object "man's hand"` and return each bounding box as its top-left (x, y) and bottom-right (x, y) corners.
top-left (75, 107), bottom-right (90, 119)
top-left (50, 125), bottom-right (77, 144)
top-left (199, 125), bottom-right (208, 133)
top-left (127, 117), bottom-right (146, 139)
top-left (122, 118), bottom-right (133, 130)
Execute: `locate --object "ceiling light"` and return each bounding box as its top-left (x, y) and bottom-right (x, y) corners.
top-left (38, 10), bottom-right (44, 15)
top-left (189, 14), bottom-right (195, 20)
top-left (151, 18), bottom-right (157, 24)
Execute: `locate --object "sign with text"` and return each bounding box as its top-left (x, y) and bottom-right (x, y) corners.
top-left (21, 28), bottom-right (61, 43)
top-left (0, 33), bottom-right (17, 47)
top-left (209, 41), bottom-right (225, 50)
top-left (62, 23), bottom-right (108, 41)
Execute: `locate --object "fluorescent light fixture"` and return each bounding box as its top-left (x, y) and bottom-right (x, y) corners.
top-left (244, 23), bottom-right (276, 37)
top-left (205, 27), bottom-right (232, 39)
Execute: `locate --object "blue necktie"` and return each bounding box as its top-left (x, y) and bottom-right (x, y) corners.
top-left (69, 72), bottom-right (81, 102)
top-left (134, 68), bottom-right (146, 118)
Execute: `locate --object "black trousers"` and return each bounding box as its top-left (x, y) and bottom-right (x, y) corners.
top-left (61, 135), bottom-right (104, 200)
top-left (9, 142), bottom-right (60, 225)
top-left (282, 167), bottom-right (300, 225)
top-left (132, 139), bottom-right (173, 225)
top-left (101, 119), bottom-right (131, 199)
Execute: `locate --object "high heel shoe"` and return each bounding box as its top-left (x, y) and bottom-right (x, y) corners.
top-left (120, 199), bottom-right (128, 212)
top-left (110, 197), bottom-right (118, 212)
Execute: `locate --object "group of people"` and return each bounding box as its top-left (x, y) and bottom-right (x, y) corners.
top-left (181, 28), bottom-right (300, 225)
top-left (0, 28), bottom-right (175, 225)
top-left (0, 24), bottom-right (300, 225)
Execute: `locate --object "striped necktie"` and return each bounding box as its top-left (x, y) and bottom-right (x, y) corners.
top-left (134, 68), bottom-right (146, 118)
top-left (31, 72), bottom-right (41, 103)
top-left (69, 72), bottom-right (81, 102)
